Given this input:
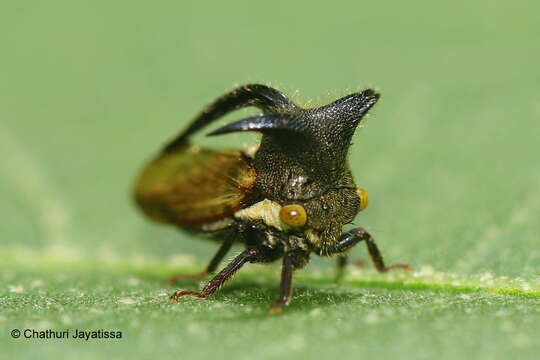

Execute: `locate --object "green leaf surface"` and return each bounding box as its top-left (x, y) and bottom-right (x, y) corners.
top-left (1, 1), bottom-right (539, 359)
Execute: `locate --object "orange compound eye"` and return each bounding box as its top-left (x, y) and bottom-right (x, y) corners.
top-left (279, 204), bottom-right (307, 228)
top-left (356, 188), bottom-right (369, 212)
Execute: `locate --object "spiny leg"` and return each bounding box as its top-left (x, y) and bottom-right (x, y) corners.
top-left (167, 239), bottom-right (233, 285)
top-left (170, 247), bottom-right (262, 301)
top-left (334, 227), bottom-right (412, 273)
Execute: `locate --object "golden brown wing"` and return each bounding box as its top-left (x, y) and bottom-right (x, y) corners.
top-left (134, 143), bottom-right (256, 229)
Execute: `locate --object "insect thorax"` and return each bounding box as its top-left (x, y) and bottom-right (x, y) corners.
top-left (233, 170), bottom-right (360, 254)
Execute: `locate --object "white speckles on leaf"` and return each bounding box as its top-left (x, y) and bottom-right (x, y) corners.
top-left (8, 285), bottom-right (24, 293)
top-left (118, 297), bottom-right (138, 305)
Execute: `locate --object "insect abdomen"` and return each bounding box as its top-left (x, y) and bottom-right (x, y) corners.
top-left (134, 143), bottom-right (256, 229)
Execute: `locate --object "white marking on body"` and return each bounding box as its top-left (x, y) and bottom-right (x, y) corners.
top-left (234, 199), bottom-right (322, 247)
top-left (243, 144), bottom-right (259, 158)
top-left (234, 199), bottom-right (287, 230)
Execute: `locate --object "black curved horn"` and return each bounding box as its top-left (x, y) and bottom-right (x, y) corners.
top-left (207, 114), bottom-right (305, 137)
top-left (164, 84), bottom-right (294, 151)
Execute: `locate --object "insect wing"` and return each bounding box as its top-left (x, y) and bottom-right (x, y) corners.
top-left (134, 144), bottom-right (256, 228)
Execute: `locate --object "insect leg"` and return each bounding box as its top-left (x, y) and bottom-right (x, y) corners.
top-left (268, 249), bottom-right (309, 314)
top-left (170, 246), bottom-right (266, 301)
top-left (334, 227), bottom-right (412, 273)
top-left (269, 252), bottom-right (294, 315)
top-left (164, 84), bottom-right (293, 150)
top-left (336, 255), bottom-right (348, 280)
top-left (166, 239), bottom-right (233, 284)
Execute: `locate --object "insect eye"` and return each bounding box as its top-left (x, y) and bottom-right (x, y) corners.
top-left (356, 188), bottom-right (369, 212)
top-left (279, 204), bottom-right (307, 228)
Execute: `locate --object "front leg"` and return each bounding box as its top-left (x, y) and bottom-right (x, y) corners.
top-left (269, 249), bottom-right (310, 315)
top-left (333, 227), bottom-right (412, 273)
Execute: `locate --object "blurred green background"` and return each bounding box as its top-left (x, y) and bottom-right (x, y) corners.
top-left (2, 1), bottom-right (540, 359)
